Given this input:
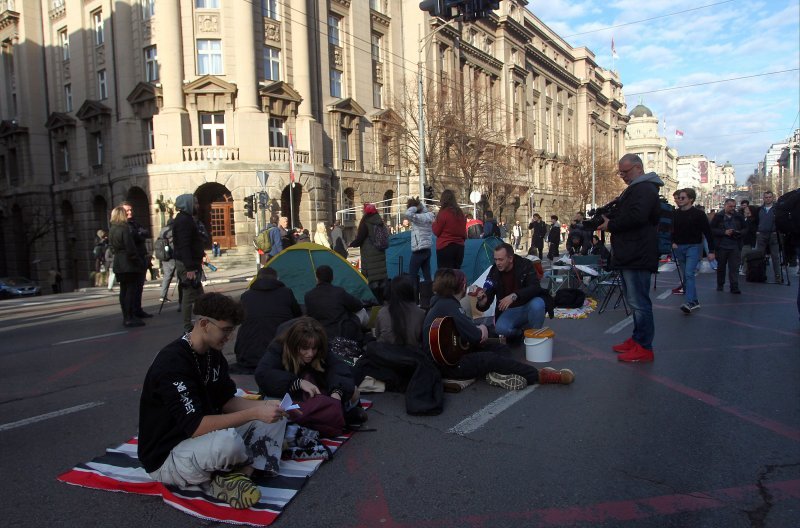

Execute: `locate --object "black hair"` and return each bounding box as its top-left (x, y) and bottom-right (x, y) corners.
top-left (193, 293), bottom-right (244, 325)
top-left (387, 276), bottom-right (417, 346)
top-left (316, 265), bottom-right (333, 283)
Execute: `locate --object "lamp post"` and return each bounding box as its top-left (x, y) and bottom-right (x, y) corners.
top-left (418, 18), bottom-right (458, 199)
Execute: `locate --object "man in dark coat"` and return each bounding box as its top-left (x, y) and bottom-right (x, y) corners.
top-left (173, 194), bottom-right (206, 332)
top-left (528, 213), bottom-right (547, 258)
top-left (476, 243), bottom-right (554, 339)
top-left (234, 267), bottom-right (302, 370)
top-left (547, 215), bottom-right (561, 260)
top-left (304, 265), bottom-right (364, 342)
top-left (597, 154), bottom-right (663, 362)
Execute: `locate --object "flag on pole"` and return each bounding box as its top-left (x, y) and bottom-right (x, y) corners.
top-left (611, 38), bottom-right (619, 60)
top-left (288, 131), bottom-right (296, 187)
top-left (674, 129), bottom-right (684, 139)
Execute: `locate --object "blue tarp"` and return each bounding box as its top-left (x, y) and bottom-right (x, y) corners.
top-left (386, 231), bottom-right (503, 285)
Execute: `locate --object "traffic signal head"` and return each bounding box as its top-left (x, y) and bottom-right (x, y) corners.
top-left (243, 195), bottom-right (254, 218)
top-left (424, 185), bottom-right (435, 200)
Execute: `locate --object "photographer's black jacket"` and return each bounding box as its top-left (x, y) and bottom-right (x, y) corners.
top-left (607, 172), bottom-right (663, 271)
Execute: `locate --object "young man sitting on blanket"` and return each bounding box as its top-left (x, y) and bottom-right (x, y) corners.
top-left (138, 292), bottom-right (288, 510)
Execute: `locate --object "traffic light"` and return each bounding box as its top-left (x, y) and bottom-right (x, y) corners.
top-left (424, 185), bottom-right (434, 201)
top-left (243, 194), bottom-right (254, 218)
top-left (419, 0), bottom-right (464, 19)
top-left (258, 191), bottom-right (268, 208)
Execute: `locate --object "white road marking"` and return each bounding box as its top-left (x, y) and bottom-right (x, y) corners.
top-left (0, 401), bottom-right (105, 432)
top-left (605, 316), bottom-right (633, 334)
top-left (657, 289), bottom-right (673, 300)
top-left (53, 331), bottom-right (128, 346)
top-left (448, 386), bottom-right (537, 436)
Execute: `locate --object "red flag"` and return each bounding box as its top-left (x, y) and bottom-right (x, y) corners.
top-left (674, 129), bottom-right (684, 138)
top-left (611, 38), bottom-right (619, 59)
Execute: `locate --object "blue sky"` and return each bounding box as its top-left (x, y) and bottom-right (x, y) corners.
top-left (529, 0), bottom-right (800, 184)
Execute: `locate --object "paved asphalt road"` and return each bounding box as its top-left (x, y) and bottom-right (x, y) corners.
top-left (0, 267), bottom-right (798, 528)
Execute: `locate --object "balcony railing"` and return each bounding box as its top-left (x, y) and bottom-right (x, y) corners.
top-left (1, 0), bottom-right (16, 13)
top-left (182, 146), bottom-right (240, 162)
top-left (268, 147), bottom-right (309, 164)
top-left (49, 0), bottom-right (65, 19)
top-left (123, 150), bottom-right (154, 168)
top-left (342, 159), bottom-right (357, 172)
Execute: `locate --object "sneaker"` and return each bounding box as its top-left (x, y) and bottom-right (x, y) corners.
top-left (538, 367), bottom-right (575, 385)
top-left (159, 297), bottom-right (171, 302)
top-left (485, 372), bottom-right (527, 390)
top-left (618, 343), bottom-right (654, 363)
top-left (716, 285), bottom-right (723, 291)
top-left (671, 286), bottom-right (684, 295)
top-left (731, 287), bottom-right (741, 294)
top-left (124, 319), bottom-right (145, 328)
top-left (209, 472), bottom-right (261, 509)
top-left (612, 337), bottom-right (636, 353)
top-left (680, 301), bottom-right (700, 314)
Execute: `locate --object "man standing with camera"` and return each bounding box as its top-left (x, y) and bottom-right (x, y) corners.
top-left (597, 154), bottom-right (663, 362)
top-left (173, 194), bottom-right (205, 332)
top-left (710, 198), bottom-right (745, 294)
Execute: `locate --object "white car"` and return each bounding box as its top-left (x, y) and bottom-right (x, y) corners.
top-left (0, 277), bottom-right (42, 298)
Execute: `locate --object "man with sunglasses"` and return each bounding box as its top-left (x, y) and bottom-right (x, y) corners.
top-left (672, 188), bottom-right (716, 311)
top-left (138, 293), bottom-right (288, 510)
top-left (597, 154), bottom-right (663, 362)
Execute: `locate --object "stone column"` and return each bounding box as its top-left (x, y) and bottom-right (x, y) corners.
top-left (153, 0), bottom-right (189, 163)
top-left (234, 0), bottom-right (268, 160)
top-left (290, 0), bottom-right (321, 166)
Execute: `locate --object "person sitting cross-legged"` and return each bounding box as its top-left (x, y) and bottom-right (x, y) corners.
top-left (137, 293), bottom-right (288, 510)
top-left (424, 268), bottom-right (573, 390)
top-left (475, 243), bottom-right (555, 340)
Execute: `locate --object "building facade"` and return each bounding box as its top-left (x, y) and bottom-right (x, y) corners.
top-left (623, 103), bottom-right (678, 199)
top-left (0, 0), bottom-right (626, 288)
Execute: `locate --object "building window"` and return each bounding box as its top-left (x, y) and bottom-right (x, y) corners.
top-left (339, 127), bottom-right (350, 162)
top-left (91, 132), bottom-right (104, 167)
top-left (200, 113), bottom-right (225, 146)
top-left (379, 134), bottom-right (390, 167)
top-left (145, 118), bottom-right (154, 149)
top-left (196, 0), bottom-right (219, 8)
top-left (142, 0), bottom-right (155, 19)
top-left (93, 10), bottom-right (104, 46)
top-left (328, 15), bottom-right (341, 46)
top-left (369, 0), bottom-right (383, 12)
top-left (262, 0), bottom-right (278, 19)
top-left (371, 33), bottom-right (382, 62)
top-left (268, 117), bottom-right (287, 148)
top-left (330, 69), bottom-right (342, 98)
top-left (263, 46), bottom-right (281, 81)
top-left (97, 70), bottom-right (108, 99)
top-left (59, 28), bottom-right (69, 61)
top-left (197, 39), bottom-right (223, 75)
top-left (64, 84), bottom-right (72, 112)
top-left (57, 142), bottom-right (69, 174)
top-left (144, 46), bottom-right (158, 82)
top-left (373, 82), bottom-right (382, 109)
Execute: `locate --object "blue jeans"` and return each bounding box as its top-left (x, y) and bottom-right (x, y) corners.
top-left (673, 244), bottom-right (701, 303)
top-left (620, 269), bottom-right (655, 350)
top-left (494, 297), bottom-right (546, 338)
top-left (409, 248), bottom-right (432, 282)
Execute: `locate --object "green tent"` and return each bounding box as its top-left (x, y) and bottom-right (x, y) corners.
top-left (264, 242), bottom-right (377, 305)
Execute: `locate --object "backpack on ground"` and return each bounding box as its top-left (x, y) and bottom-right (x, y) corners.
top-left (658, 197), bottom-right (675, 255)
top-left (774, 188), bottom-right (800, 235)
top-left (370, 223), bottom-right (390, 250)
top-left (554, 288), bottom-right (586, 309)
top-left (745, 249), bottom-right (767, 283)
top-left (255, 226), bottom-right (276, 253)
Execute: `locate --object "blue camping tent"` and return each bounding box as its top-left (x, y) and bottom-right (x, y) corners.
top-left (385, 231), bottom-right (503, 285)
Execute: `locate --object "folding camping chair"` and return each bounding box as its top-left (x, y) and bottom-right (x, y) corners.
top-left (571, 254), bottom-right (602, 293)
top-left (596, 269), bottom-right (630, 315)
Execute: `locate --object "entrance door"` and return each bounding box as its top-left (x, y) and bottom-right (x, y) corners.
top-left (209, 201), bottom-right (236, 248)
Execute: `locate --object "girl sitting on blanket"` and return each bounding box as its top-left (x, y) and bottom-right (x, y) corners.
top-left (255, 317), bottom-right (367, 437)
top-left (374, 276), bottom-right (425, 348)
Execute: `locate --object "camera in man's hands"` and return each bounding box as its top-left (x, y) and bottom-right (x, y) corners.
top-left (181, 273), bottom-right (203, 289)
top-left (583, 199), bottom-right (620, 231)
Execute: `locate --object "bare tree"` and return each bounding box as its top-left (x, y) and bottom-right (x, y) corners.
top-left (557, 144), bottom-right (625, 213)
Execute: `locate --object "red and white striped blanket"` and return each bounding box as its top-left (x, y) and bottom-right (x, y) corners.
top-left (57, 399), bottom-right (371, 527)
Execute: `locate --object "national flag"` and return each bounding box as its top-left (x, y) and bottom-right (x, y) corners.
top-left (288, 131), bottom-right (296, 187)
top-left (611, 38), bottom-right (619, 60)
top-left (674, 129), bottom-right (684, 139)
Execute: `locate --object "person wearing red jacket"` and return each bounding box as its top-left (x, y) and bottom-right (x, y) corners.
top-left (432, 189), bottom-right (467, 269)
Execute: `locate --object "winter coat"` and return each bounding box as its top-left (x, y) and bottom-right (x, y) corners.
top-left (607, 171), bottom-right (664, 271)
top-left (529, 220), bottom-right (547, 242)
top-left (350, 212), bottom-right (388, 282)
top-left (432, 208), bottom-right (466, 250)
top-left (475, 254), bottom-right (555, 319)
top-left (234, 276), bottom-right (302, 369)
top-left (109, 223), bottom-right (145, 274)
top-left (710, 211), bottom-right (746, 251)
top-left (304, 282), bottom-right (364, 341)
top-left (172, 194), bottom-right (205, 272)
top-left (255, 338), bottom-right (356, 403)
top-left (405, 205), bottom-right (435, 252)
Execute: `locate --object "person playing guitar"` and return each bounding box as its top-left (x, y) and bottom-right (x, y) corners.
top-left (423, 268), bottom-right (575, 390)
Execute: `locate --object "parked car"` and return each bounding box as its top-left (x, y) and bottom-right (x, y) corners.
top-left (0, 277), bottom-right (42, 299)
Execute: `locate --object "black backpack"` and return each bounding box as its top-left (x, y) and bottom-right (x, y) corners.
top-left (657, 197), bottom-right (675, 255)
top-left (774, 188), bottom-right (800, 235)
top-left (745, 250), bottom-right (767, 283)
top-left (154, 227), bottom-right (173, 261)
top-left (554, 288), bottom-right (586, 309)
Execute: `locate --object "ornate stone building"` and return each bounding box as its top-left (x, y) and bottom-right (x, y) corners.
top-left (0, 0), bottom-right (626, 288)
top-left (623, 103), bottom-right (678, 199)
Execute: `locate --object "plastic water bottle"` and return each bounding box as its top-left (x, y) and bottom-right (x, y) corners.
top-left (204, 261), bottom-right (218, 272)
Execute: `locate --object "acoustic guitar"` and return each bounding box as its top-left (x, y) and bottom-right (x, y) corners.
top-left (428, 316), bottom-right (506, 367)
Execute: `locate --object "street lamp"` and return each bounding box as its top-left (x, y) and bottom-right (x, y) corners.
top-left (418, 18), bottom-right (458, 199)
